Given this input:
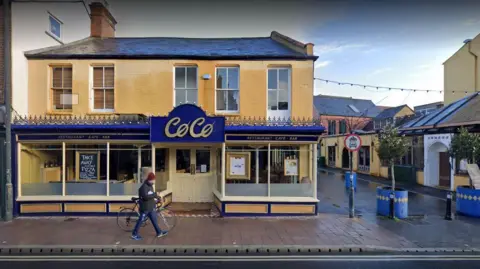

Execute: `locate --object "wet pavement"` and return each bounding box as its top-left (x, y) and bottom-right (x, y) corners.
top-left (317, 169), bottom-right (480, 248)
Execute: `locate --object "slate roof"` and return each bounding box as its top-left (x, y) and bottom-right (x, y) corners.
top-left (24, 35), bottom-right (318, 60)
top-left (313, 95), bottom-right (381, 118)
top-left (374, 105), bottom-right (412, 119)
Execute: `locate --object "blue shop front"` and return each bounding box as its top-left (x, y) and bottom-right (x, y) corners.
top-left (12, 104), bottom-right (324, 217)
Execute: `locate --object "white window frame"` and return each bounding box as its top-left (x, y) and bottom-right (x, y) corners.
top-left (90, 66), bottom-right (115, 113)
top-left (215, 67), bottom-right (240, 113)
top-left (46, 12), bottom-right (63, 43)
top-left (267, 68), bottom-right (291, 111)
top-left (174, 66), bottom-right (198, 107)
top-left (51, 66), bottom-right (72, 111)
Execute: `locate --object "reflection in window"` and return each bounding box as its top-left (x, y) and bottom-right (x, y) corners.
top-left (267, 68), bottom-right (290, 111)
top-left (196, 149), bottom-right (211, 173)
top-left (155, 148), bottom-right (167, 172)
top-left (176, 149), bottom-right (191, 173)
top-left (216, 67), bottom-right (239, 112)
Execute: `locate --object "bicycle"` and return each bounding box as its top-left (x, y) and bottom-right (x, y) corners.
top-left (117, 196), bottom-right (177, 233)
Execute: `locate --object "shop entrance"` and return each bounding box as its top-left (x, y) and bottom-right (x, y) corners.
top-left (439, 152), bottom-right (451, 187)
top-left (171, 147), bottom-right (215, 203)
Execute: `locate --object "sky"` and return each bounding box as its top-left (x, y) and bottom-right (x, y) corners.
top-left (105, 0), bottom-right (480, 108)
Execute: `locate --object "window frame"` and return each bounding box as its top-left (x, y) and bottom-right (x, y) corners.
top-left (90, 65), bottom-right (115, 113)
top-left (50, 66), bottom-right (73, 111)
top-left (267, 67), bottom-right (291, 112)
top-left (215, 67), bottom-right (240, 113)
top-left (174, 66), bottom-right (198, 107)
top-left (46, 12), bottom-right (63, 42)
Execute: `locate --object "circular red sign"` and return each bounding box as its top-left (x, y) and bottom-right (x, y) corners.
top-left (344, 134), bottom-right (362, 152)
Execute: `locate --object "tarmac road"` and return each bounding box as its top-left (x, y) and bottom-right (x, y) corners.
top-left (1, 254), bottom-right (480, 269)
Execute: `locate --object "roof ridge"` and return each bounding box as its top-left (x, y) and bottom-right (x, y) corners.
top-left (314, 94), bottom-right (374, 102)
top-left (24, 36), bottom-right (93, 56)
top-left (100, 36), bottom-right (272, 40)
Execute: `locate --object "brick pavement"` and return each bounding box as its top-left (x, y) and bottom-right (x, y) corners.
top-left (0, 215), bottom-right (417, 248)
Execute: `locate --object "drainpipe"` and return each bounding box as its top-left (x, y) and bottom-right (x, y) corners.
top-left (468, 42), bottom-right (478, 92)
top-left (3, 0), bottom-right (12, 221)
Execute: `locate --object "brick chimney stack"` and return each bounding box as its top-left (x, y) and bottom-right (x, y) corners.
top-left (90, 2), bottom-right (117, 38)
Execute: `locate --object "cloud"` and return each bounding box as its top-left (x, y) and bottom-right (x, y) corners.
top-left (315, 61), bottom-right (331, 69)
top-left (464, 18), bottom-right (480, 26)
top-left (368, 67), bottom-right (392, 77)
top-left (314, 43), bottom-right (368, 55)
top-left (415, 64), bottom-right (435, 70)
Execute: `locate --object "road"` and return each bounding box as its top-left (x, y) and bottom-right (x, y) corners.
top-left (1, 254), bottom-right (480, 269)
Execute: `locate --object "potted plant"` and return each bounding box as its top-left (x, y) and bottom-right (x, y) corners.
top-left (449, 127), bottom-right (480, 217)
top-left (375, 125), bottom-right (410, 219)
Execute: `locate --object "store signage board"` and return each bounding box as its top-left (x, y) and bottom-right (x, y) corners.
top-left (225, 135), bottom-right (318, 142)
top-left (344, 134), bottom-right (362, 152)
top-left (17, 134), bottom-right (150, 141)
top-left (150, 104), bottom-right (225, 143)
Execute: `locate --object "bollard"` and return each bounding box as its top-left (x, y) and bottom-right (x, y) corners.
top-left (389, 192), bottom-right (395, 219)
top-left (445, 192), bottom-right (453, 221)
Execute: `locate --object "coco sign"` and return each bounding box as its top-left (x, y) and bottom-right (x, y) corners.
top-left (150, 104), bottom-right (225, 143)
top-left (344, 134), bottom-right (362, 152)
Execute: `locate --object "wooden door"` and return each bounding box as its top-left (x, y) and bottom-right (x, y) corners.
top-left (439, 152), bottom-right (450, 187)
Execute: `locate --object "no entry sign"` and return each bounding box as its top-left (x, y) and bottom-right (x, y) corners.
top-left (344, 134), bottom-right (362, 152)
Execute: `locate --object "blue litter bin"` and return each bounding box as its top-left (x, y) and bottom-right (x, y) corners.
top-left (345, 172), bottom-right (357, 190)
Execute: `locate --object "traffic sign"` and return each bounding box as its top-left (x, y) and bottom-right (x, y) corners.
top-left (344, 134), bottom-right (362, 152)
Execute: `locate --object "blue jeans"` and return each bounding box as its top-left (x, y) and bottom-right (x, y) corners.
top-left (132, 210), bottom-right (162, 236)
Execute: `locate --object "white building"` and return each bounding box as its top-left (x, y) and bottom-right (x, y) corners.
top-left (11, 0), bottom-right (95, 115)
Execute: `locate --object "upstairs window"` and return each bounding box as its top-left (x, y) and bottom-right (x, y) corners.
top-left (92, 66), bottom-right (115, 112)
top-left (339, 120), bottom-right (347, 134)
top-left (216, 67), bottom-right (239, 112)
top-left (328, 120), bottom-right (336, 135)
top-left (51, 67), bottom-right (72, 111)
top-left (267, 68), bottom-right (290, 111)
top-left (47, 13), bottom-right (62, 41)
top-left (175, 66), bottom-right (197, 106)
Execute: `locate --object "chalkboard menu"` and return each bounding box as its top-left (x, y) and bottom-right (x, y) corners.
top-left (77, 152), bottom-right (99, 180)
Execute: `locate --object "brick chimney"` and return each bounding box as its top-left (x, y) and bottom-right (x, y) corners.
top-left (90, 2), bottom-right (117, 38)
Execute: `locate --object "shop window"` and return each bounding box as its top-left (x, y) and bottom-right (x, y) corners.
top-left (267, 68), bottom-right (290, 111)
top-left (51, 66), bottom-right (72, 111)
top-left (20, 143), bottom-right (63, 196)
top-left (92, 66), bottom-right (115, 112)
top-left (196, 149), bottom-right (211, 173)
top-left (155, 148), bottom-right (167, 172)
top-left (358, 146), bottom-right (370, 172)
top-left (65, 144), bottom-right (108, 196)
top-left (175, 66), bottom-right (197, 106)
top-left (225, 146), bottom-right (268, 197)
top-left (270, 146), bottom-right (312, 197)
top-left (216, 67), bottom-right (239, 112)
top-left (176, 149), bottom-right (191, 173)
top-left (216, 148), bottom-right (222, 193)
top-left (328, 146), bottom-right (336, 166)
top-left (413, 136), bottom-right (424, 169)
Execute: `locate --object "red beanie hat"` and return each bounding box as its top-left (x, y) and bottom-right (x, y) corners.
top-left (146, 172), bottom-right (156, 181)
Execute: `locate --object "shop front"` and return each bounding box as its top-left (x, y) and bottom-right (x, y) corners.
top-left (12, 104), bottom-right (324, 217)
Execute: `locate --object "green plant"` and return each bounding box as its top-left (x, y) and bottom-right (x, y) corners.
top-left (449, 127), bottom-right (480, 188)
top-left (375, 124), bottom-right (410, 192)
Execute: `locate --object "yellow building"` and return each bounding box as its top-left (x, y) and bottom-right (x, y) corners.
top-left (12, 2), bottom-right (324, 217)
top-left (444, 34), bottom-right (480, 105)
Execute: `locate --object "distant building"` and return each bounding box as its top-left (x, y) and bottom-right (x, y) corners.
top-left (414, 102), bottom-right (444, 116)
top-left (373, 104), bottom-right (415, 130)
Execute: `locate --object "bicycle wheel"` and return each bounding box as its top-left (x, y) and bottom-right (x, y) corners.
top-left (117, 208), bottom-right (145, 232)
top-left (157, 208), bottom-right (177, 232)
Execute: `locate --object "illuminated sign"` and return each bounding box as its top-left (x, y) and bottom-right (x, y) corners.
top-left (150, 104), bottom-right (225, 143)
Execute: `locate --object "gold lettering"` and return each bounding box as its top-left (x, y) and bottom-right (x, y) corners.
top-left (165, 117), bottom-right (214, 138)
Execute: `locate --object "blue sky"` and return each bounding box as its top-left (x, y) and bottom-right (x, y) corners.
top-left (109, 0), bottom-right (480, 108)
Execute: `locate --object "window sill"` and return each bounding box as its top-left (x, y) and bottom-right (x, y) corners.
top-left (215, 111), bottom-right (241, 117)
top-left (87, 111), bottom-right (116, 116)
top-left (47, 111), bottom-right (73, 115)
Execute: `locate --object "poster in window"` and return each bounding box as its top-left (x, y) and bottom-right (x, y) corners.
top-left (226, 152), bottom-right (251, 180)
top-left (284, 158), bottom-right (298, 176)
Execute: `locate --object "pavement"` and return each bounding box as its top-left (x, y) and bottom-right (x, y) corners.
top-left (0, 168), bottom-right (480, 252)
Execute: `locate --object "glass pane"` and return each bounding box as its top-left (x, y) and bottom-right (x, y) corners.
top-left (278, 89), bottom-right (289, 110)
top-left (105, 89), bottom-right (114, 109)
top-left (175, 67), bottom-right (186, 88)
top-left (227, 90), bottom-right (239, 111)
top-left (154, 148), bottom-right (169, 192)
top-left (62, 68), bottom-right (72, 88)
top-left (93, 89), bottom-right (104, 109)
top-left (268, 69), bottom-right (277, 89)
top-left (93, 67), bottom-right (104, 88)
top-left (186, 67), bottom-right (197, 88)
top-left (20, 144), bottom-right (63, 196)
top-left (196, 150), bottom-right (210, 173)
top-left (49, 16), bottom-right (61, 38)
top-left (176, 149), bottom-right (191, 173)
top-left (175, 89), bottom-right (186, 106)
top-left (52, 68), bottom-right (62, 88)
top-left (104, 67), bottom-right (114, 88)
top-left (279, 69), bottom-right (289, 90)
top-left (216, 90), bottom-right (227, 111)
top-left (186, 89), bottom-right (198, 104)
top-left (216, 68), bottom-right (227, 89)
top-left (268, 90), bottom-right (278, 110)
top-left (108, 144), bottom-right (147, 196)
top-left (65, 144), bottom-right (108, 196)
top-left (227, 68), bottom-right (239, 89)
top-left (61, 89), bottom-right (73, 110)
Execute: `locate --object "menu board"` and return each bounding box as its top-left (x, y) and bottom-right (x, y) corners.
top-left (77, 152), bottom-right (99, 180)
top-left (230, 156), bottom-right (246, 176)
top-left (284, 159), bottom-right (298, 176)
top-left (226, 152), bottom-right (251, 180)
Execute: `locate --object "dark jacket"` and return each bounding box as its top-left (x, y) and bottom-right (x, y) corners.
top-left (138, 182), bottom-right (157, 212)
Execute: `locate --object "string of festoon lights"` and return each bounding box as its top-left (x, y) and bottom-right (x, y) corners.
top-left (314, 78), bottom-right (477, 95)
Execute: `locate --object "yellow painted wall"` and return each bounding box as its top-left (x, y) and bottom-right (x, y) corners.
top-left (444, 43), bottom-right (478, 105)
top-left (454, 174), bottom-right (470, 189)
top-left (416, 170), bottom-right (424, 185)
top-left (394, 106), bottom-right (414, 118)
top-left (20, 144), bottom-right (61, 184)
top-left (27, 59), bottom-right (314, 118)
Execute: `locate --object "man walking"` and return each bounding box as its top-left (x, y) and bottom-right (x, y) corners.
top-left (131, 172), bottom-right (168, 240)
